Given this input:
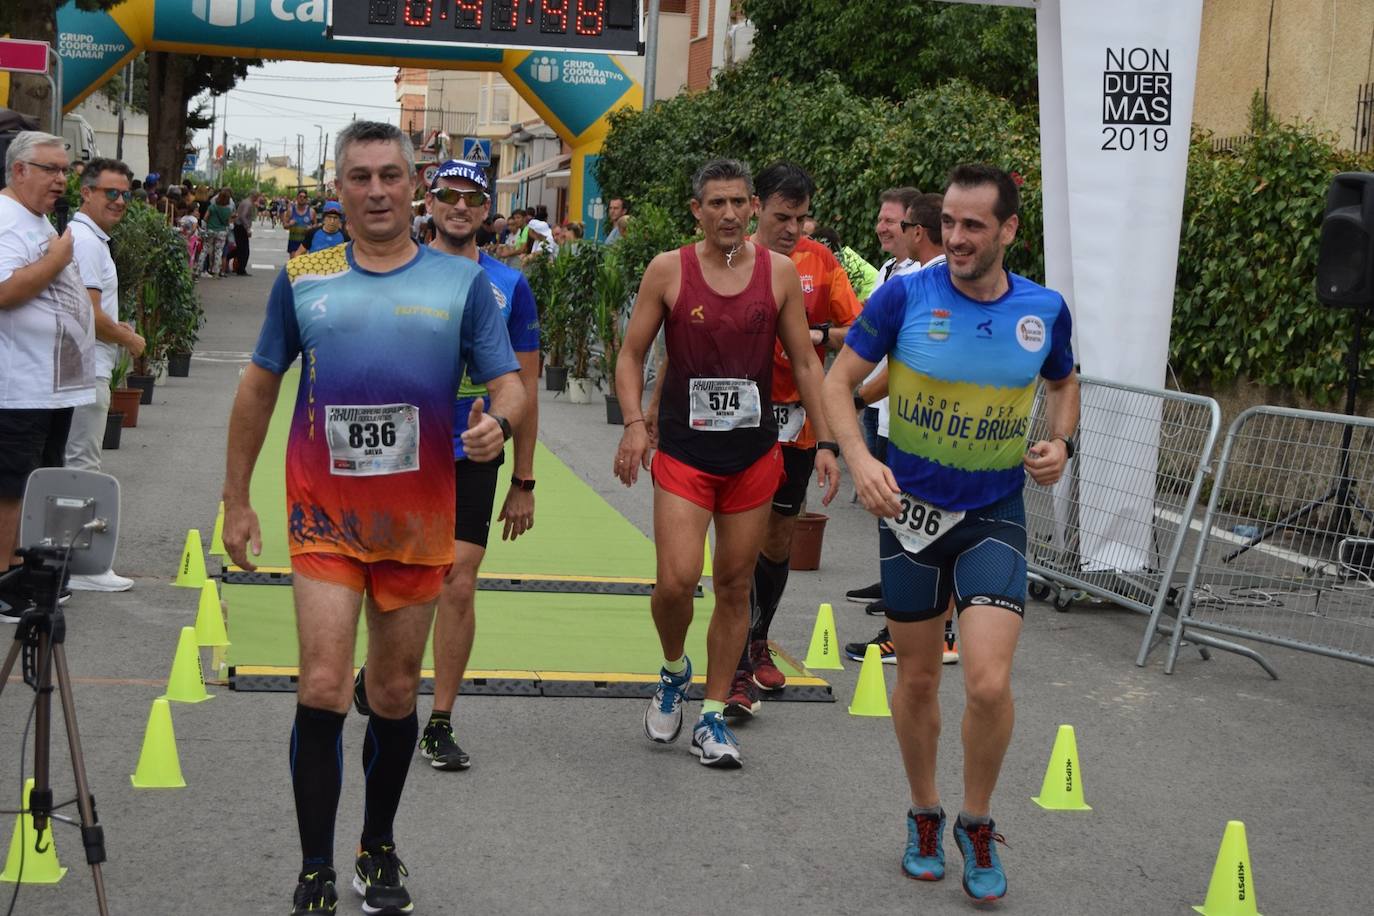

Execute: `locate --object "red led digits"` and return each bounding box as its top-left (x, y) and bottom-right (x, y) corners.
top-left (575, 0), bottom-right (604, 35)
top-left (403, 0), bottom-right (434, 26)
top-left (455, 0), bottom-right (482, 27)
top-left (541, 0), bottom-right (568, 33)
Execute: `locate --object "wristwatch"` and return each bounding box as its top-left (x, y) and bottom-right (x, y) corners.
top-left (811, 322), bottom-right (832, 346)
top-left (853, 393), bottom-right (867, 411)
top-left (489, 413), bottom-right (513, 442)
top-left (1053, 434), bottom-right (1076, 459)
top-left (816, 440), bottom-right (840, 456)
top-left (510, 475), bottom-right (536, 492)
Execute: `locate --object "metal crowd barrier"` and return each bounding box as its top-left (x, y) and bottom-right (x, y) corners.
top-left (1166, 405), bottom-right (1374, 674)
top-left (1023, 376), bottom-right (1273, 673)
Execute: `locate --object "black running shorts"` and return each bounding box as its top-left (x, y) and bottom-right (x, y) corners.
top-left (454, 453), bottom-right (504, 549)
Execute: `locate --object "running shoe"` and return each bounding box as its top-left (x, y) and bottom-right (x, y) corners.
top-left (845, 581), bottom-right (882, 604)
top-left (864, 599), bottom-right (891, 616)
top-left (902, 809), bottom-right (946, 881)
top-left (643, 657), bottom-right (692, 743)
top-left (291, 867), bottom-right (338, 914)
top-left (418, 719), bottom-right (471, 771)
top-left (0, 590), bottom-right (33, 624)
top-left (352, 844), bottom-right (413, 915)
top-left (844, 627), bottom-right (896, 664)
top-left (68, 570), bottom-right (134, 592)
top-left (690, 711), bottom-right (742, 768)
top-left (723, 669), bottom-right (761, 719)
top-left (748, 639), bottom-right (786, 691)
top-left (352, 667), bottom-right (371, 717)
top-left (943, 621), bottom-right (959, 665)
top-left (952, 818), bottom-right (1008, 902)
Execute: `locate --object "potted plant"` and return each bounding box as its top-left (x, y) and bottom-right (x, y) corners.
top-left (110, 201), bottom-right (202, 396)
top-left (527, 250), bottom-right (569, 391)
top-left (595, 250), bottom-right (630, 424)
top-left (564, 244), bottom-right (604, 404)
top-left (108, 351), bottom-right (141, 428)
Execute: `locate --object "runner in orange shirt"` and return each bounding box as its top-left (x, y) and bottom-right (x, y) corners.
top-left (730, 161), bottom-right (858, 715)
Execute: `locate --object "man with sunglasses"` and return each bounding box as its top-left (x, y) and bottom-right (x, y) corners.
top-left (0, 132), bottom-right (96, 622)
top-left (64, 159), bottom-right (146, 592)
top-left (297, 201), bottom-right (350, 256)
top-left (353, 160), bottom-right (540, 772)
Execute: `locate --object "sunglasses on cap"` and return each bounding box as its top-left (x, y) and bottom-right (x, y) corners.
top-left (95, 188), bottom-right (133, 201)
top-left (431, 187), bottom-right (488, 207)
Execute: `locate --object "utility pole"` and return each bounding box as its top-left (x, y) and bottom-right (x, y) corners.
top-left (296, 133), bottom-right (304, 190)
top-left (207, 94), bottom-right (217, 183)
top-left (221, 95), bottom-right (230, 185)
top-left (254, 137), bottom-right (262, 190)
top-left (321, 132), bottom-right (330, 192)
top-left (115, 60), bottom-right (132, 160)
top-left (313, 123), bottom-right (323, 190)
top-left (644, 0), bottom-right (661, 108)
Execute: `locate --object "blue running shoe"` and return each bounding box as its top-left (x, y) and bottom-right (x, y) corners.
top-left (953, 818), bottom-right (1008, 901)
top-left (902, 808), bottom-right (946, 881)
top-left (689, 711), bottom-right (742, 768)
top-left (644, 657), bottom-right (692, 743)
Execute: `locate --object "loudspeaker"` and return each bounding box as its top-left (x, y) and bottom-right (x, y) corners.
top-left (1317, 172), bottom-right (1374, 308)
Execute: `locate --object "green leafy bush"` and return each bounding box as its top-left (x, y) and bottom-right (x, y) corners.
top-left (109, 201), bottom-right (202, 373)
top-left (1175, 122), bottom-right (1374, 402)
top-left (598, 73), bottom-right (1042, 276)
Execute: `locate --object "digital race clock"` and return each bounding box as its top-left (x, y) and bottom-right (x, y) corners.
top-left (329, 0), bottom-right (643, 56)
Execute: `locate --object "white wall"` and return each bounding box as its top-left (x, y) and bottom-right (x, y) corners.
top-left (72, 92), bottom-right (149, 179)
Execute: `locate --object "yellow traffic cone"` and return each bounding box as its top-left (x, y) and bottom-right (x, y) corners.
top-left (194, 580), bottom-right (229, 648)
top-left (1031, 724), bottom-right (1093, 811)
top-left (208, 502), bottom-right (226, 557)
top-left (130, 699), bottom-right (187, 789)
top-left (0, 779), bottom-right (67, 884)
top-left (847, 643), bottom-right (891, 716)
top-left (174, 529), bottom-right (207, 588)
top-left (803, 603), bottom-right (844, 670)
top-left (161, 626), bottom-right (211, 704)
top-left (1193, 821), bottom-right (1262, 916)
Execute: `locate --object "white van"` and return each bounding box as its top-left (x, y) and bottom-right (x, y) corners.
top-left (61, 114), bottom-right (100, 165)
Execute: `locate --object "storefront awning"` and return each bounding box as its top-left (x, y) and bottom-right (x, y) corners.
top-left (496, 154), bottom-right (572, 187)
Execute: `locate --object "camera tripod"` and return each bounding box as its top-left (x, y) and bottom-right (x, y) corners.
top-left (0, 547), bottom-right (109, 916)
top-left (1224, 308), bottom-right (1374, 563)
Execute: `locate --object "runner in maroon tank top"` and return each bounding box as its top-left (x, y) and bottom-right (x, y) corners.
top-left (613, 158), bottom-right (831, 768)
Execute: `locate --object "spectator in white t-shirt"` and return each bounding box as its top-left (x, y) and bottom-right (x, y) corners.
top-left (0, 131), bottom-right (96, 620)
top-left (65, 158), bottom-right (146, 592)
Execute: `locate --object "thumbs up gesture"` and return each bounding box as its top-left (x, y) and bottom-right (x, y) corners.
top-left (460, 397), bottom-right (505, 462)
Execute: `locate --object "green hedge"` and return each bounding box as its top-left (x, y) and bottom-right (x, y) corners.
top-left (598, 72), bottom-right (1374, 403)
top-left (1176, 125), bottom-right (1374, 402)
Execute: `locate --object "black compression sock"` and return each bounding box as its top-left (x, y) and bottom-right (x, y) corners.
top-left (360, 709), bottom-right (419, 850)
top-left (290, 704), bottom-right (346, 870)
top-left (750, 554), bottom-right (791, 641)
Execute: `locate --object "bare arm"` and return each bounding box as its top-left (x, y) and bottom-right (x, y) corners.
top-left (88, 289), bottom-right (145, 356)
top-left (822, 346), bottom-right (902, 517)
top-left (497, 350), bottom-right (540, 540)
top-left (856, 364), bottom-right (888, 405)
top-left (221, 363), bottom-right (284, 570)
top-left (0, 230), bottom-right (73, 310)
top-left (1024, 371), bottom-right (1080, 486)
top-left (613, 251), bottom-right (674, 485)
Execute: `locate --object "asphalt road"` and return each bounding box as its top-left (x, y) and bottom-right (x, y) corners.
top-left (1, 224), bottom-right (1369, 915)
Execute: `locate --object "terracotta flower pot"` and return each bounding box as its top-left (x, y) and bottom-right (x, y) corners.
top-left (110, 387), bottom-right (141, 428)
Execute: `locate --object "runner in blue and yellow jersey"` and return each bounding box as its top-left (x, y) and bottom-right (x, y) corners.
top-left (823, 164), bottom-right (1080, 904)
